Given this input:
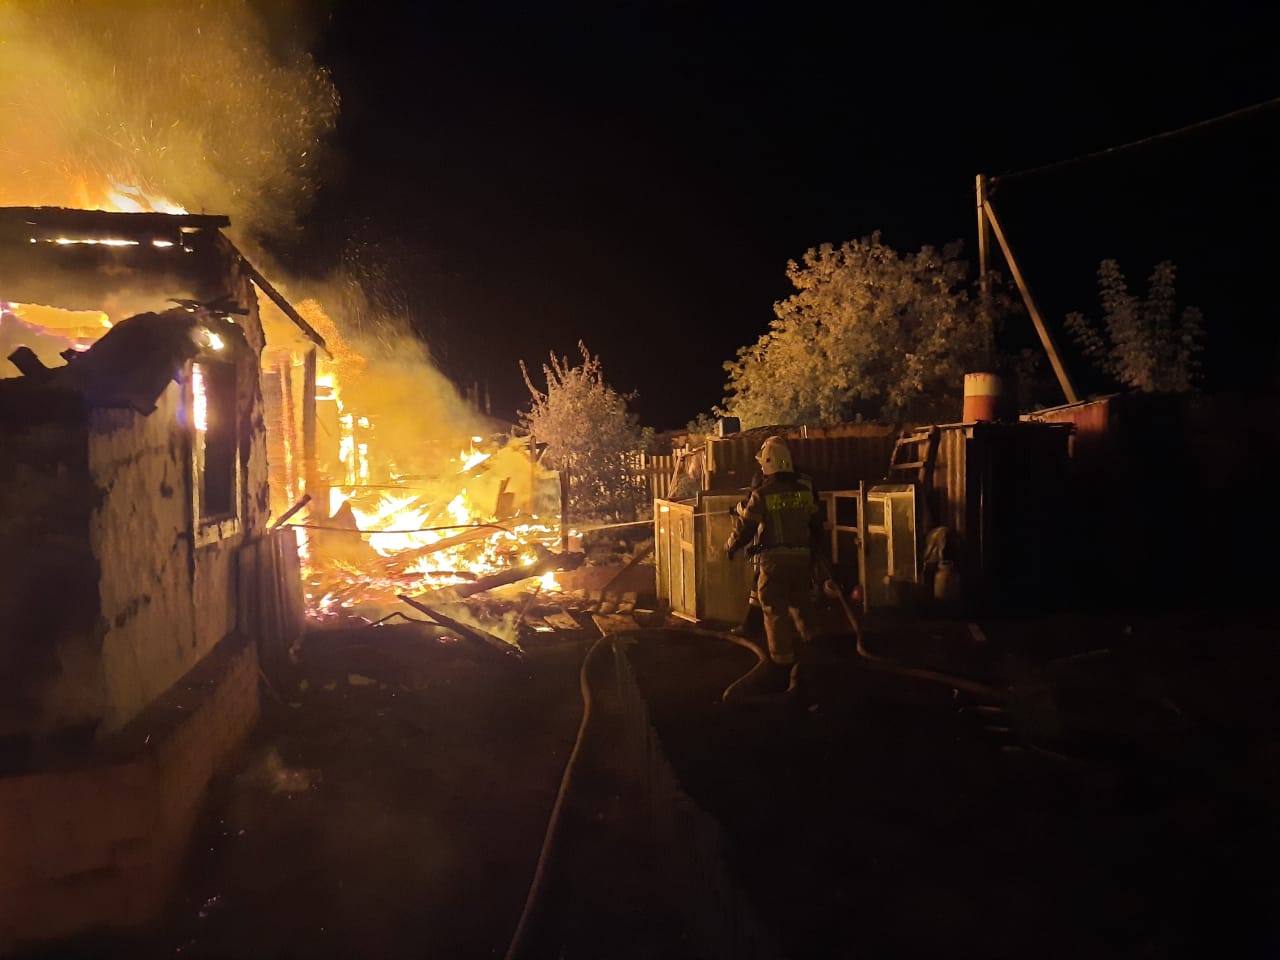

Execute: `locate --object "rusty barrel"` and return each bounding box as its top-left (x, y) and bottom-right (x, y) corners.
top-left (962, 372), bottom-right (1002, 422)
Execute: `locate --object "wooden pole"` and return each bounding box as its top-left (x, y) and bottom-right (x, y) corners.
top-left (279, 357), bottom-right (299, 503)
top-left (301, 347), bottom-right (321, 508)
top-left (976, 174), bottom-right (994, 365)
top-left (237, 257), bottom-right (329, 354)
top-left (982, 198), bottom-right (1080, 404)
top-left (559, 470), bottom-right (570, 553)
top-left (528, 434), bottom-right (538, 517)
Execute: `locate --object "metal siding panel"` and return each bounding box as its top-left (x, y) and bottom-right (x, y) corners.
top-left (930, 425), bottom-right (969, 540)
top-left (706, 433), bottom-right (897, 492)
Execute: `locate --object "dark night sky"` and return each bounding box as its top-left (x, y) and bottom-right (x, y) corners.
top-left (283, 3), bottom-right (1280, 429)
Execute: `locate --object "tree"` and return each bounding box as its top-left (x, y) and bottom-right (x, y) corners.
top-left (520, 342), bottom-right (653, 521)
top-left (719, 233), bottom-right (990, 427)
top-left (683, 411), bottom-right (721, 445)
top-left (1065, 259), bottom-right (1205, 393)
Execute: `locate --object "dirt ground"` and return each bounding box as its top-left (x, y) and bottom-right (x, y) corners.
top-left (30, 621), bottom-right (591, 960)
top-left (22, 601), bottom-right (1280, 959)
top-left (626, 605), bottom-right (1280, 959)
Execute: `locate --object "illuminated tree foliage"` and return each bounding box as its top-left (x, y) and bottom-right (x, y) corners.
top-left (520, 342), bottom-right (653, 520)
top-left (1065, 259), bottom-right (1205, 393)
top-left (720, 233), bottom-right (989, 427)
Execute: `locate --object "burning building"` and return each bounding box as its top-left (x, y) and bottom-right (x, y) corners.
top-left (252, 289), bottom-right (571, 627)
top-left (0, 197), bottom-right (573, 947)
top-left (0, 204), bottom-right (317, 947)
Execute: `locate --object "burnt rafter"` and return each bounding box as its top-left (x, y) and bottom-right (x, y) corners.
top-left (0, 205), bottom-right (326, 355)
top-left (1, 206), bottom-right (231, 312)
top-left (0, 206), bottom-right (230, 244)
top-left (234, 254), bottom-right (329, 356)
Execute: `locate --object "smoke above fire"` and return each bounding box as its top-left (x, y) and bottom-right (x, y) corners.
top-left (274, 268), bottom-right (499, 465)
top-left (0, 2), bottom-right (564, 631)
top-left (0, 0), bottom-right (338, 248)
top-left (0, 0), bottom-right (492, 443)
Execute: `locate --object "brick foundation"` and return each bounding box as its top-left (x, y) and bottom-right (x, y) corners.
top-left (0, 632), bottom-right (259, 951)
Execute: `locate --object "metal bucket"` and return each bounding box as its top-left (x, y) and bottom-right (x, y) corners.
top-left (962, 372), bottom-right (1002, 422)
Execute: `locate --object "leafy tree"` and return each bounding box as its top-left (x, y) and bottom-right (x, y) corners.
top-left (683, 411), bottom-right (721, 445)
top-left (520, 342), bottom-right (653, 521)
top-left (719, 233), bottom-right (990, 427)
top-left (1065, 259), bottom-right (1205, 393)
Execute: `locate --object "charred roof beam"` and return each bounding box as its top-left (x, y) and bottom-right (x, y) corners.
top-left (235, 255), bottom-right (329, 356)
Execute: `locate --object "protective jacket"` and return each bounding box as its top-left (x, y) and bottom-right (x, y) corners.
top-left (726, 471), bottom-right (822, 558)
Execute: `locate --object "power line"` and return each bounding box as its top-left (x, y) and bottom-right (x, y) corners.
top-left (992, 94), bottom-right (1280, 186)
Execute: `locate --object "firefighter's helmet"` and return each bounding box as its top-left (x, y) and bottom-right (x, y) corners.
top-left (755, 436), bottom-right (793, 475)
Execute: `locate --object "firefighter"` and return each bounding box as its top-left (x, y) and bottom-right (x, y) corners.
top-left (724, 436), bottom-right (825, 703)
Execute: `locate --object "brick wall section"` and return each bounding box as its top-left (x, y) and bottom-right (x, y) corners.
top-left (0, 632), bottom-right (259, 951)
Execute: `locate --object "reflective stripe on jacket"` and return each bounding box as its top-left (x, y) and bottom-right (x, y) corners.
top-left (732, 472), bottom-right (820, 554)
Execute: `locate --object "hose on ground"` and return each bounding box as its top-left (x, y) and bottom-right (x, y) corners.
top-left (720, 586), bottom-right (1008, 705)
top-left (853, 632), bottom-right (1008, 703)
top-left (502, 632), bottom-right (607, 960)
top-left (504, 612), bottom-right (1005, 958)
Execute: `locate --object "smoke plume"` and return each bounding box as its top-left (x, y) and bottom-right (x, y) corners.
top-left (0, 0), bottom-right (338, 248)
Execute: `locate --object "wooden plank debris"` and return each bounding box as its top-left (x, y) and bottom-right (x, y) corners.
top-left (397, 593), bottom-right (527, 662)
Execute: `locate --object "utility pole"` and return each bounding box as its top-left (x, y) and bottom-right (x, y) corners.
top-left (975, 174), bottom-right (994, 366)
top-left (976, 175), bottom-right (1080, 405)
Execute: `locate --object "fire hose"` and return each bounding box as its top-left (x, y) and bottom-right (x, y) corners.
top-left (503, 633), bottom-right (608, 960)
top-left (723, 557), bottom-right (1009, 705)
top-left (504, 582), bottom-right (1005, 958)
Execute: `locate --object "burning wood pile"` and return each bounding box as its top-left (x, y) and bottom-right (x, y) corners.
top-left (250, 296), bottom-right (608, 649)
top-left (294, 436), bottom-right (591, 647)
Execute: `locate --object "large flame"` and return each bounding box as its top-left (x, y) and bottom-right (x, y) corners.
top-left (300, 345), bottom-right (565, 619)
top-left (0, 3), bottom-right (568, 637)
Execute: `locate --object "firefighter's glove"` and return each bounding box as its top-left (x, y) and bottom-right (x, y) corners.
top-left (725, 540), bottom-right (740, 561)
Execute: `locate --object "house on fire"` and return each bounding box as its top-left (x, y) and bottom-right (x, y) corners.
top-left (0, 206), bottom-right (320, 949)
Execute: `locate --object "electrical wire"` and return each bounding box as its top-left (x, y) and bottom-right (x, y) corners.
top-left (282, 521), bottom-right (517, 535)
top-left (993, 94), bottom-right (1280, 185)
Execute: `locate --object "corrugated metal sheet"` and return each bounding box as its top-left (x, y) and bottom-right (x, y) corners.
top-left (1021, 395), bottom-right (1114, 468)
top-left (705, 428), bottom-right (898, 493)
top-left (922, 422), bottom-right (1073, 608)
top-left (1024, 392), bottom-right (1205, 604)
top-left (928, 425), bottom-right (969, 541)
